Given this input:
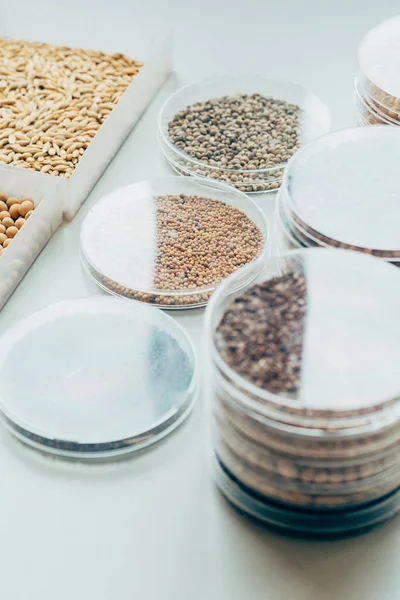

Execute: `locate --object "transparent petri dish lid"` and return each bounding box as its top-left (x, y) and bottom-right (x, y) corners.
top-left (80, 176), bottom-right (268, 309)
top-left (354, 79), bottom-right (400, 125)
top-left (0, 297), bottom-right (197, 459)
top-left (358, 16), bottom-right (400, 101)
top-left (158, 76), bottom-right (330, 193)
top-left (208, 248), bottom-right (400, 422)
top-left (282, 127), bottom-right (400, 259)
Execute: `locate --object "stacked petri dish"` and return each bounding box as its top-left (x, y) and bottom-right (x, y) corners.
top-left (206, 248), bottom-right (400, 536)
top-left (0, 297), bottom-right (198, 459)
top-left (275, 127), bottom-right (400, 267)
top-left (81, 176), bottom-right (269, 309)
top-left (355, 16), bottom-right (400, 126)
top-left (158, 76), bottom-right (330, 193)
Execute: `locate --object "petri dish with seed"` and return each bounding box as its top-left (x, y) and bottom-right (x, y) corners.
top-left (0, 297), bottom-right (197, 459)
top-left (80, 176), bottom-right (269, 309)
top-left (158, 76), bottom-right (330, 193)
top-left (276, 127), bottom-right (400, 265)
top-left (356, 16), bottom-right (400, 127)
top-left (205, 248), bottom-right (400, 534)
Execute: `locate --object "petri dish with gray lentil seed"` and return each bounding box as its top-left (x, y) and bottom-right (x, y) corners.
top-left (0, 297), bottom-right (197, 459)
top-left (205, 248), bottom-right (400, 535)
top-left (276, 127), bottom-right (400, 266)
top-left (158, 76), bottom-right (330, 193)
top-left (80, 176), bottom-right (269, 309)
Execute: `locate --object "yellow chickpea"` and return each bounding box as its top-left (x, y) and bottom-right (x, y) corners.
top-left (6, 226), bottom-right (18, 239)
top-left (19, 200), bottom-right (34, 217)
top-left (9, 204), bottom-right (20, 220)
top-left (2, 217), bottom-right (14, 228)
top-left (14, 218), bottom-right (26, 230)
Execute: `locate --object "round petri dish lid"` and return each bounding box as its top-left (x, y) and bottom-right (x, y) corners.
top-left (284, 127), bottom-right (400, 256)
top-left (0, 297), bottom-right (197, 458)
top-left (359, 16), bottom-right (400, 99)
top-left (80, 176), bottom-right (268, 309)
top-left (212, 248), bottom-right (400, 417)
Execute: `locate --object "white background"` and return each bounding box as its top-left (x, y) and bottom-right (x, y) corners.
top-left (0, 1), bottom-right (399, 598)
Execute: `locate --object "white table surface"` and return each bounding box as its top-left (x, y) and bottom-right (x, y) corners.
top-left (0, 1), bottom-right (399, 598)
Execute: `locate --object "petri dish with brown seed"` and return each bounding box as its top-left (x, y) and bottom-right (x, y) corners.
top-left (80, 176), bottom-right (269, 309)
top-left (356, 16), bottom-right (400, 127)
top-left (158, 76), bottom-right (330, 193)
top-left (0, 297), bottom-right (197, 459)
top-left (205, 248), bottom-right (400, 534)
top-left (276, 127), bottom-right (400, 266)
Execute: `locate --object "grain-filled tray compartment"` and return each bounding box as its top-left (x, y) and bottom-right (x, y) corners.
top-left (0, 163), bottom-right (62, 309)
top-left (0, 3), bottom-right (173, 219)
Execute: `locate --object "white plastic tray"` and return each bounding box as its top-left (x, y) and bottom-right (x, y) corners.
top-left (0, 164), bottom-right (62, 309)
top-left (0, 2), bottom-right (173, 220)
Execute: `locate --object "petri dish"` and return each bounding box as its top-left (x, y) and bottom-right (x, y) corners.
top-left (214, 456), bottom-right (400, 537)
top-left (358, 16), bottom-right (400, 107)
top-left (0, 297), bottom-right (197, 459)
top-left (281, 127), bottom-right (400, 261)
top-left (80, 176), bottom-right (269, 309)
top-left (158, 76), bottom-right (330, 193)
top-left (207, 248), bottom-right (400, 422)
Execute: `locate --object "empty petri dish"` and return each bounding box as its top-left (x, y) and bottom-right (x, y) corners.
top-left (80, 176), bottom-right (269, 309)
top-left (0, 297), bottom-right (197, 459)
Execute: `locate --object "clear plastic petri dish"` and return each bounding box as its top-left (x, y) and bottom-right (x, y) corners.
top-left (214, 456), bottom-right (400, 537)
top-left (205, 248), bottom-right (400, 531)
top-left (80, 176), bottom-right (269, 310)
top-left (0, 297), bottom-right (198, 459)
top-left (158, 76), bottom-right (330, 193)
top-left (277, 127), bottom-right (400, 264)
top-left (354, 78), bottom-right (399, 126)
top-left (357, 16), bottom-right (400, 123)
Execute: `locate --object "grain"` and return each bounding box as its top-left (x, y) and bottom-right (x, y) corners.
top-left (0, 39), bottom-right (143, 177)
top-left (167, 93), bottom-right (300, 192)
top-left (94, 194), bottom-right (264, 308)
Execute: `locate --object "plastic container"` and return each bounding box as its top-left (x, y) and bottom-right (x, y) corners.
top-left (80, 176), bottom-right (269, 309)
top-left (205, 248), bottom-right (400, 535)
top-left (158, 76), bottom-right (330, 193)
top-left (0, 2), bottom-right (173, 220)
top-left (0, 297), bottom-right (197, 459)
top-left (0, 164), bottom-right (62, 309)
top-left (275, 127), bottom-right (400, 266)
top-left (355, 16), bottom-right (400, 128)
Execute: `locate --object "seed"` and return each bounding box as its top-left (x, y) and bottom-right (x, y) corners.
top-left (86, 193), bottom-right (264, 308)
top-left (167, 93), bottom-right (300, 192)
top-left (9, 204), bottom-right (20, 219)
top-left (0, 201), bottom-right (8, 212)
top-left (0, 211), bottom-right (10, 220)
top-left (6, 226), bottom-right (18, 238)
top-left (0, 224), bottom-right (5, 234)
top-left (0, 38), bottom-right (143, 177)
top-left (19, 200), bottom-right (34, 216)
top-left (0, 233), bottom-right (6, 244)
top-left (25, 210), bottom-right (33, 219)
top-left (2, 238), bottom-right (11, 248)
top-left (14, 217), bottom-right (26, 229)
top-left (2, 217), bottom-right (14, 228)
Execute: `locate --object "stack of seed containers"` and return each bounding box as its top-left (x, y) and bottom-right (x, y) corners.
top-left (355, 16), bottom-right (400, 126)
top-left (275, 126), bottom-right (400, 268)
top-left (206, 248), bottom-right (400, 536)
